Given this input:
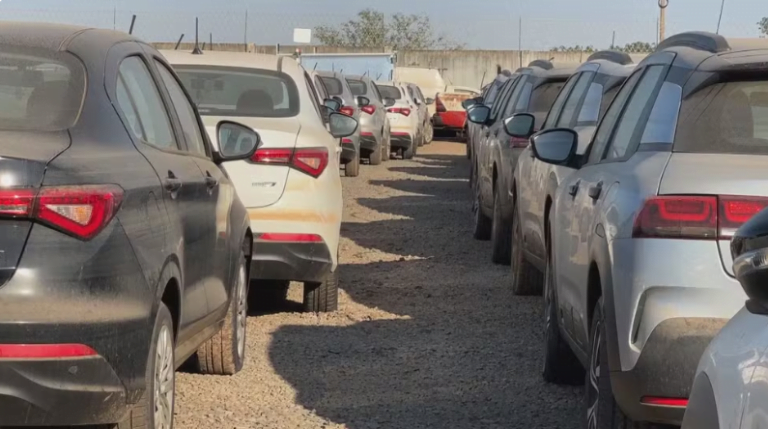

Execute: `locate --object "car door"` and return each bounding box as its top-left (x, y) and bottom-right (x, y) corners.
top-left (370, 80), bottom-right (389, 139)
top-left (115, 53), bottom-right (211, 343)
top-left (153, 56), bottom-right (235, 317)
top-left (479, 77), bottom-right (519, 208)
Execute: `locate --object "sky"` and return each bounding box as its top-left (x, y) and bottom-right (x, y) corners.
top-left (0, 0), bottom-right (761, 50)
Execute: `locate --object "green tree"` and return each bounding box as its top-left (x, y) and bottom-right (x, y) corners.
top-left (759, 17), bottom-right (768, 37)
top-left (315, 9), bottom-right (464, 50)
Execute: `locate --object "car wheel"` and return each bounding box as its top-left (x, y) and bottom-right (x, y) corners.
top-left (303, 269), bottom-right (339, 312)
top-left (425, 123), bottom-right (434, 144)
top-left (511, 206), bottom-right (543, 296)
top-left (491, 185), bottom-right (512, 264)
top-left (403, 140), bottom-right (415, 160)
top-left (466, 139), bottom-right (471, 159)
top-left (383, 133), bottom-right (392, 162)
top-left (369, 141), bottom-right (383, 165)
top-left (195, 249), bottom-right (247, 375)
top-left (117, 303), bottom-right (174, 429)
top-left (346, 150), bottom-right (360, 177)
top-left (472, 181), bottom-right (492, 240)
top-left (248, 279), bottom-right (289, 311)
top-left (542, 236), bottom-right (584, 384)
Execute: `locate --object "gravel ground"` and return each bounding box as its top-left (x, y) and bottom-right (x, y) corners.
top-left (174, 139), bottom-right (582, 429)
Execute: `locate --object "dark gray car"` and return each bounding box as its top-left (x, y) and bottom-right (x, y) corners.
top-left (318, 70), bottom-right (363, 176)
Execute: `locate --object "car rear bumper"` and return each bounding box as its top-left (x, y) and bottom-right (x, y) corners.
top-left (340, 133), bottom-right (360, 162)
top-left (432, 112), bottom-right (466, 130)
top-left (390, 132), bottom-right (413, 149)
top-left (360, 131), bottom-right (379, 152)
top-left (250, 238), bottom-right (333, 283)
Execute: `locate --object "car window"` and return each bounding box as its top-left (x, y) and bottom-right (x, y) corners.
top-left (603, 65), bottom-right (665, 161)
top-left (598, 85), bottom-right (620, 121)
top-left (346, 79), bottom-right (367, 96)
top-left (372, 83), bottom-right (384, 102)
top-left (587, 70), bottom-right (643, 164)
top-left (640, 81), bottom-right (682, 145)
top-left (529, 81), bottom-right (566, 130)
top-left (155, 61), bottom-right (207, 156)
top-left (557, 72), bottom-right (595, 127)
top-left (502, 78), bottom-right (529, 118)
top-left (576, 82), bottom-right (604, 125)
top-left (542, 73), bottom-right (580, 130)
top-left (314, 76), bottom-right (329, 100)
top-left (491, 78), bottom-right (519, 120)
top-left (515, 82), bottom-right (533, 111)
top-left (379, 85), bottom-right (402, 100)
top-left (320, 76), bottom-right (343, 96)
top-left (117, 56), bottom-right (176, 150)
top-left (415, 87), bottom-right (426, 102)
top-left (303, 73), bottom-right (325, 123)
top-left (484, 77), bottom-right (508, 106)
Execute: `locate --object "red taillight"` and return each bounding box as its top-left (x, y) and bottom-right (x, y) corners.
top-left (640, 397), bottom-right (688, 408)
top-left (339, 106), bottom-right (355, 116)
top-left (0, 343), bottom-right (98, 358)
top-left (361, 105), bottom-right (376, 115)
top-left (510, 137), bottom-right (529, 148)
top-left (251, 147), bottom-right (328, 178)
top-left (436, 96), bottom-right (447, 113)
top-left (258, 233), bottom-right (323, 243)
top-left (341, 138), bottom-right (352, 143)
top-left (387, 107), bottom-right (411, 116)
top-left (632, 195), bottom-right (768, 239)
top-left (0, 185), bottom-right (123, 240)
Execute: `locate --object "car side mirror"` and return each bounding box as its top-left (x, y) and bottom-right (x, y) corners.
top-left (732, 207), bottom-right (768, 313)
top-left (467, 105), bottom-right (491, 124)
top-left (462, 96), bottom-right (483, 110)
top-left (383, 97), bottom-right (396, 108)
top-left (356, 96), bottom-right (370, 107)
top-left (328, 112), bottom-right (358, 138)
top-left (530, 128), bottom-right (578, 166)
top-left (503, 113), bottom-right (536, 139)
top-left (425, 97), bottom-right (435, 105)
top-left (213, 121), bottom-right (261, 164)
top-left (323, 98), bottom-right (341, 112)
top-left (414, 98), bottom-right (422, 105)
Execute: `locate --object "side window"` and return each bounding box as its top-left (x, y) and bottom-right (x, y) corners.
top-left (542, 73), bottom-right (580, 130)
top-left (514, 82), bottom-right (533, 112)
top-left (372, 83), bottom-right (384, 102)
top-left (155, 60), bottom-right (207, 156)
top-left (117, 56), bottom-right (176, 150)
top-left (491, 78), bottom-right (518, 119)
top-left (587, 70), bottom-right (643, 164)
top-left (603, 65), bottom-right (665, 160)
top-left (577, 82), bottom-right (605, 124)
top-left (640, 81), bottom-right (682, 145)
top-left (303, 73), bottom-right (324, 123)
top-left (503, 79), bottom-right (528, 117)
top-left (314, 76), bottom-right (329, 100)
top-left (557, 72), bottom-right (595, 127)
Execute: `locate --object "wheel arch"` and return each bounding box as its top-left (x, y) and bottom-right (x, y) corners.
top-left (155, 256), bottom-right (182, 341)
top-left (681, 372), bottom-right (721, 429)
top-left (589, 236), bottom-right (622, 374)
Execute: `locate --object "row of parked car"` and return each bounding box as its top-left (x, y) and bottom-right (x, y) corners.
top-left (464, 32), bottom-right (768, 428)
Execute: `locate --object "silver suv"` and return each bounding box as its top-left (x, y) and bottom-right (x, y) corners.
top-left (345, 74), bottom-right (393, 165)
top-left (531, 32), bottom-right (768, 427)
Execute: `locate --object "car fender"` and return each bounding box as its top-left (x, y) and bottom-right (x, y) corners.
top-left (681, 373), bottom-right (720, 429)
top-left (589, 234), bottom-right (622, 373)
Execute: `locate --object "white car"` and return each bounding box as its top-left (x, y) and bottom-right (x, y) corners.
top-left (376, 81), bottom-right (420, 159)
top-left (162, 49), bottom-right (358, 312)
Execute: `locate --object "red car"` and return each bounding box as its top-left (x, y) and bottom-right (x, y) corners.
top-left (432, 86), bottom-right (481, 138)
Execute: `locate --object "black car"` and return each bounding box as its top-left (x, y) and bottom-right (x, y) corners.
top-left (0, 23), bottom-right (259, 427)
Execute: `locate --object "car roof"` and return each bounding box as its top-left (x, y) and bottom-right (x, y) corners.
top-left (345, 74), bottom-right (372, 81)
top-left (647, 31), bottom-right (768, 72)
top-left (0, 21), bottom-right (138, 55)
top-left (159, 50), bottom-right (304, 76)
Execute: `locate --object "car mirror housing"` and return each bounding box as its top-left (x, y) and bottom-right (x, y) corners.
top-left (213, 121), bottom-right (261, 164)
top-left (467, 105), bottom-right (491, 124)
top-left (503, 113), bottom-right (536, 139)
top-left (530, 128), bottom-right (578, 166)
top-left (328, 112), bottom-right (358, 138)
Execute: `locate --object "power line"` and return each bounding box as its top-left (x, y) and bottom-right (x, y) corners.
top-left (716, 0), bottom-right (726, 34)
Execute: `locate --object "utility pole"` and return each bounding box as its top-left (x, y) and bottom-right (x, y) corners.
top-left (611, 30), bottom-right (616, 49)
top-left (243, 10), bottom-right (248, 52)
top-left (518, 16), bottom-right (523, 69)
top-left (716, 0), bottom-right (726, 34)
top-left (658, 0), bottom-right (668, 42)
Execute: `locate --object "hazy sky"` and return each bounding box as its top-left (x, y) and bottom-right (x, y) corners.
top-left (0, 0), bottom-right (761, 50)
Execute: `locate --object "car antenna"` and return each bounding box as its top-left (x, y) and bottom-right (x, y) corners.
top-left (128, 14), bottom-right (137, 35)
top-left (191, 17), bottom-right (203, 55)
top-left (174, 33), bottom-right (184, 50)
top-left (313, 63), bottom-right (318, 71)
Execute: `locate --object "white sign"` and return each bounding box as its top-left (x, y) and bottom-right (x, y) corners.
top-left (293, 28), bottom-right (312, 44)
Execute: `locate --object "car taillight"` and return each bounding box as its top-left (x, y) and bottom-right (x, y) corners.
top-left (436, 96), bottom-right (447, 113)
top-left (339, 106), bottom-right (355, 116)
top-left (387, 107), bottom-right (411, 116)
top-left (251, 147), bottom-right (329, 178)
top-left (0, 185), bottom-right (123, 240)
top-left (361, 105), bottom-right (376, 115)
top-left (510, 137), bottom-right (529, 148)
top-left (258, 233), bottom-right (323, 242)
top-left (632, 195), bottom-right (768, 239)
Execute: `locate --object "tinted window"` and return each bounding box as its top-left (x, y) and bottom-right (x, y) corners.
top-left (557, 72), bottom-right (595, 127)
top-left (303, 74), bottom-right (324, 123)
top-left (118, 57), bottom-right (176, 150)
top-left (675, 80), bottom-right (768, 154)
top-left (542, 74), bottom-right (580, 130)
top-left (604, 65), bottom-right (665, 160)
top-left (640, 81), bottom-right (681, 144)
top-left (175, 66), bottom-right (299, 118)
top-left (372, 83), bottom-right (384, 102)
top-left (156, 61), bottom-right (207, 156)
top-left (598, 85), bottom-right (620, 120)
top-left (346, 79), bottom-right (367, 96)
top-left (530, 81), bottom-right (566, 129)
top-left (320, 76), bottom-right (343, 96)
top-left (314, 76), bottom-right (329, 100)
top-left (577, 82), bottom-right (604, 124)
top-left (491, 78), bottom-right (519, 119)
top-left (485, 77), bottom-right (508, 105)
top-left (502, 79), bottom-right (528, 118)
top-left (379, 85), bottom-right (402, 100)
top-left (515, 82), bottom-right (533, 111)
top-left (0, 48), bottom-right (85, 131)
top-left (588, 70), bottom-right (643, 164)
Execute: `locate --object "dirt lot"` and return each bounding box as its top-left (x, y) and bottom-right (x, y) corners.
top-left (174, 140), bottom-right (582, 429)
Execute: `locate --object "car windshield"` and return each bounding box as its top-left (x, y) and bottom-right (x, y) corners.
top-left (346, 79), bottom-right (367, 96)
top-left (378, 85), bottom-right (402, 100)
top-left (174, 65), bottom-right (300, 118)
top-left (0, 47), bottom-right (85, 131)
top-left (320, 76), bottom-right (343, 96)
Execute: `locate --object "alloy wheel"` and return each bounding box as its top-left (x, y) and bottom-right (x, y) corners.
top-left (235, 261), bottom-right (247, 359)
top-left (154, 325), bottom-right (174, 429)
top-left (586, 318), bottom-right (602, 429)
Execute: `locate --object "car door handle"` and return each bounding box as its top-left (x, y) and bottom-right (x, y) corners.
top-left (588, 182), bottom-right (603, 200)
top-left (205, 172), bottom-right (219, 189)
top-left (163, 172), bottom-right (182, 197)
top-left (568, 181), bottom-right (580, 197)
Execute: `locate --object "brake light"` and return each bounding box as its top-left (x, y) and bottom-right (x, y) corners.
top-left (361, 105), bottom-right (376, 115)
top-left (259, 233), bottom-right (323, 243)
top-left (251, 147), bottom-right (329, 178)
top-left (510, 137), bottom-right (529, 148)
top-left (0, 185), bottom-right (123, 240)
top-left (0, 343), bottom-right (98, 358)
top-left (339, 106), bottom-right (355, 117)
top-left (387, 107), bottom-right (411, 116)
top-left (640, 397), bottom-right (688, 408)
top-left (436, 96), bottom-right (447, 113)
top-left (632, 195), bottom-right (768, 239)
top-left (341, 138), bottom-right (352, 143)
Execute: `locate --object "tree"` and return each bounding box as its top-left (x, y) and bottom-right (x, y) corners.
top-left (315, 9), bottom-right (464, 50)
top-left (551, 45), bottom-right (596, 53)
top-left (759, 17), bottom-right (768, 37)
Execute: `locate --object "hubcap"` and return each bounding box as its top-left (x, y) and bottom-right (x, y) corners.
top-left (154, 325), bottom-right (174, 429)
top-left (586, 318), bottom-right (602, 429)
top-left (236, 261), bottom-right (248, 358)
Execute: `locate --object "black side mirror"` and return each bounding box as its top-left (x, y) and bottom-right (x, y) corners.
top-left (356, 96), bottom-right (370, 107)
top-left (462, 96), bottom-right (482, 110)
top-left (323, 98), bottom-right (341, 112)
top-left (383, 97), bottom-right (396, 108)
top-left (530, 128), bottom-right (578, 165)
top-left (503, 113), bottom-right (535, 139)
top-left (467, 105), bottom-right (491, 124)
top-left (425, 97), bottom-right (435, 105)
top-left (214, 121), bottom-right (261, 164)
top-left (328, 112), bottom-right (359, 138)
top-left (732, 207), bottom-right (768, 313)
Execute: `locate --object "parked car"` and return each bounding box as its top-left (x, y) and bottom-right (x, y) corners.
top-left (317, 70), bottom-right (363, 176)
top-left (466, 70), bottom-right (514, 162)
top-left (533, 32), bottom-right (768, 427)
top-left (394, 66), bottom-right (445, 121)
top-left (682, 206), bottom-right (768, 429)
top-left (433, 85), bottom-right (481, 139)
top-left (509, 51), bottom-right (634, 292)
top-left (163, 49), bottom-right (359, 313)
top-left (346, 74), bottom-right (394, 165)
top-left (404, 81), bottom-right (434, 147)
top-left (468, 61), bottom-right (574, 251)
top-left (0, 23), bottom-right (260, 428)
top-left (376, 81), bottom-right (421, 159)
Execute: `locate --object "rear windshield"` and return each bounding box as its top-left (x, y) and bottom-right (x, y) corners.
top-left (346, 79), bottom-right (367, 96)
top-left (378, 85), bottom-right (402, 100)
top-left (175, 66), bottom-right (299, 118)
top-left (530, 81), bottom-right (566, 128)
top-left (0, 47), bottom-right (85, 131)
top-left (676, 80), bottom-right (768, 155)
top-left (320, 76), bottom-right (343, 96)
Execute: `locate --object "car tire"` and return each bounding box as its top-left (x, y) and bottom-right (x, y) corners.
top-left (303, 269), bottom-right (339, 312)
top-left (117, 303), bottom-right (174, 429)
top-left (195, 250), bottom-right (247, 375)
top-left (511, 206), bottom-right (543, 296)
top-left (542, 236), bottom-right (584, 385)
top-left (472, 181), bottom-right (492, 240)
top-left (383, 134), bottom-right (391, 162)
top-left (248, 279), bottom-right (289, 311)
top-left (403, 140), bottom-right (415, 160)
top-left (369, 143), bottom-right (383, 165)
top-left (346, 151), bottom-right (360, 177)
top-left (425, 123), bottom-right (433, 144)
top-left (466, 140), bottom-right (471, 159)
top-left (491, 185), bottom-right (512, 264)
top-left (585, 297), bottom-right (644, 429)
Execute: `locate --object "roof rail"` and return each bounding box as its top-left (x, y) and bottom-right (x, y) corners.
top-left (500, 69), bottom-right (513, 77)
top-left (655, 31), bottom-right (730, 54)
top-left (527, 59), bottom-right (553, 70)
top-left (586, 50), bottom-right (633, 65)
